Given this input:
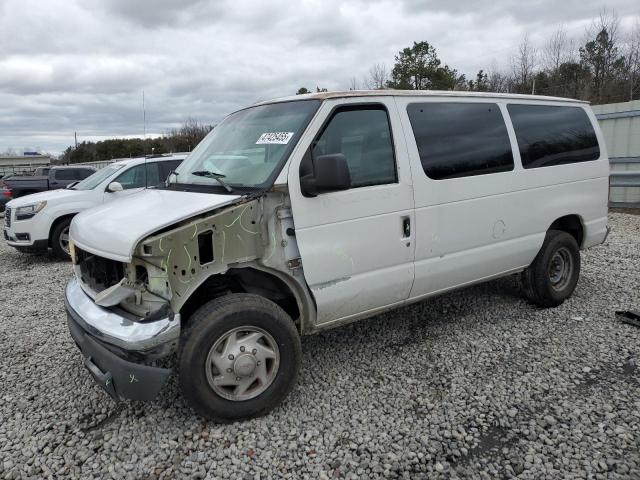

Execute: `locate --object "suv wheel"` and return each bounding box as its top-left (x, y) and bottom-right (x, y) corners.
top-left (521, 229), bottom-right (581, 307)
top-left (51, 218), bottom-right (72, 260)
top-left (178, 294), bottom-right (301, 422)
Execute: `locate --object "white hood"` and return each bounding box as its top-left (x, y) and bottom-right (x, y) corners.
top-left (70, 189), bottom-right (241, 262)
top-left (7, 188), bottom-right (80, 207)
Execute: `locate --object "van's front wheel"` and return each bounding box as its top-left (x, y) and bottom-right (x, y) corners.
top-left (178, 294), bottom-right (301, 422)
top-left (521, 230), bottom-right (581, 307)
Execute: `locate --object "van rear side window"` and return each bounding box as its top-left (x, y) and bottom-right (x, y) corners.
top-left (507, 105), bottom-right (600, 169)
top-left (407, 102), bottom-right (514, 180)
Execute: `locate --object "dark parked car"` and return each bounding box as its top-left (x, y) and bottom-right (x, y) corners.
top-left (0, 188), bottom-right (11, 213)
top-left (3, 166), bottom-right (96, 198)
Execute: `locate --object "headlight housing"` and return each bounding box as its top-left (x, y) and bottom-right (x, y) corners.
top-left (15, 201), bottom-right (47, 220)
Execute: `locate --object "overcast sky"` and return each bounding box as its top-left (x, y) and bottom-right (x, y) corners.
top-left (0, 0), bottom-right (638, 155)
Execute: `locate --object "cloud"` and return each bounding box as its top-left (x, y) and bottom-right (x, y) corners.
top-left (85, 0), bottom-right (225, 28)
top-left (0, 0), bottom-right (638, 154)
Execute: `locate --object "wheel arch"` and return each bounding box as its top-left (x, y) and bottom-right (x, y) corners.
top-left (48, 213), bottom-right (76, 247)
top-left (547, 214), bottom-right (584, 248)
top-left (178, 265), bottom-right (315, 334)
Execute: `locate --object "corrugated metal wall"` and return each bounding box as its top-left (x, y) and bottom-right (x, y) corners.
top-left (592, 100), bottom-right (640, 208)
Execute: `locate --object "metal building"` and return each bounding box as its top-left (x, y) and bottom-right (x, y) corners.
top-left (0, 154), bottom-right (51, 177)
top-left (592, 100), bottom-right (640, 208)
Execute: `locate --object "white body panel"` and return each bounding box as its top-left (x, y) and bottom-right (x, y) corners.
top-left (287, 97), bottom-right (416, 324)
top-left (285, 93), bottom-right (608, 327)
top-left (392, 97), bottom-right (609, 299)
top-left (71, 189), bottom-right (240, 262)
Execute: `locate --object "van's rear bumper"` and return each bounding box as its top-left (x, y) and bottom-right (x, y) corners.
top-left (583, 216), bottom-right (610, 249)
top-left (65, 278), bottom-right (180, 401)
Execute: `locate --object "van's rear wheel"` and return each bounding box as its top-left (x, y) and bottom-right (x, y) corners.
top-left (178, 294), bottom-right (301, 422)
top-left (521, 230), bottom-right (580, 307)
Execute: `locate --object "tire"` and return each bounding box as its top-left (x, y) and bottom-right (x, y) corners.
top-left (521, 229), bottom-right (581, 308)
top-left (50, 217), bottom-right (72, 260)
top-left (178, 293), bottom-right (301, 422)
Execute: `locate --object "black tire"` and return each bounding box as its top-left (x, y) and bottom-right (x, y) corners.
top-left (50, 217), bottom-right (72, 260)
top-left (521, 229), bottom-right (581, 308)
top-left (178, 293), bottom-right (301, 422)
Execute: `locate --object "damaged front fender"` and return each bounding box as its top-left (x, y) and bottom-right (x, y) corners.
top-left (126, 200), bottom-right (264, 315)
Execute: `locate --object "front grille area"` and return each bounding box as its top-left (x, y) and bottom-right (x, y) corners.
top-left (4, 207), bottom-right (11, 227)
top-left (76, 247), bottom-right (125, 294)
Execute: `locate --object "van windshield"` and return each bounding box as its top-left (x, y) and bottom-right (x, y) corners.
top-left (170, 100), bottom-right (320, 191)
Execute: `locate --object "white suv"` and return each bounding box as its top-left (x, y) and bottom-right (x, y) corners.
top-left (65, 91), bottom-right (609, 421)
top-left (4, 154), bottom-right (186, 258)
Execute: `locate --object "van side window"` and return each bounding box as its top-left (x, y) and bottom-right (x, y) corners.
top-left (312, 105), bottom-right (397, 188)
top-left (407, 102), bottom-right (514, 180)
top-left (507, 105), bottom-right (600, 169)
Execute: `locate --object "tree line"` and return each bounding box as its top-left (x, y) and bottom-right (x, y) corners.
top-left (297, 10), bottom-right (640, 105)
top-left (60, 118), bottom-right (213, 164)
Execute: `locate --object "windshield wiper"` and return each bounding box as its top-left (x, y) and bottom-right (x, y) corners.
top-left (191, 170), bottom-right (234, 193)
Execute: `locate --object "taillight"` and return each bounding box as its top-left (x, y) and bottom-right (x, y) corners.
top-left (2, 190), bottom-right (12, 198)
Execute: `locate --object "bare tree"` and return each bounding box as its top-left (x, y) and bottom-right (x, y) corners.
top-left (543, 25), bottom-right (570, 72)
top-left (580, 8), bottom-right (623, 102)
top-left (365, 63), bottom-right (389, 89)
top-left (349, 76), bottom-right (358, 90)
top-left (623, 17), bottom-right (640, 101)
top-left (511, 33), bottom-right (538, 92)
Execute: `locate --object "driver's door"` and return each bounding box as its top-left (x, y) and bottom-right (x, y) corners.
top-left (288, 98), bottom-right (415, 326)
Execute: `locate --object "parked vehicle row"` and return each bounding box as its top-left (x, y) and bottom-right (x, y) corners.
top-left (2, 165), bottom-right (96, 198)
top-left (3, 155), bottom-right (185, 258)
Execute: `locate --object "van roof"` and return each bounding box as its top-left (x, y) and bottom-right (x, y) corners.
top-left (256, 89), bottom-right (589, 106)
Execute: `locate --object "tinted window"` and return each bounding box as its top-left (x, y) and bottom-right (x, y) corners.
top-left (115, 163), bottom-right (161, 190)
top-left (312, 106), bottom-right (397, 188)
top-left (53, 169), bottom-right (76, 180)
top-left (507, 105), bottom-right (600, 169)
top-left (407, 102), bottom-right (514, 180)
top-left (77, 169), bottom-right (95, 180)
top-left (159, 160), bottom-right (183, 180)
top-left (74, 164), bottom-right (125, 190)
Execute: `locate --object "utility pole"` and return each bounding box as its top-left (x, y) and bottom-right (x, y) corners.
top-left (142, 89), bottom-right (147, 156)
top-left (142, 89), bottom-right (146, 140)
top-left (74, 131), bottom-right (77, 149)
top-left (531, 77), bottom-right (536, 95)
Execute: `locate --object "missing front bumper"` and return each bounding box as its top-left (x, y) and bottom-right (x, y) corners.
top-left (65, 278), bottom-right (180, 401)
top-left (67, 313), bottom-right (171, 401)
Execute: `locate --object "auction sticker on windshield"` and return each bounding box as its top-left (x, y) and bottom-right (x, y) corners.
top-left (256, 132), bottom-right (294, 144)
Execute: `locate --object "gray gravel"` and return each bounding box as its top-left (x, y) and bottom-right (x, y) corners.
top-left (1, 212), bottom-right (639, 479)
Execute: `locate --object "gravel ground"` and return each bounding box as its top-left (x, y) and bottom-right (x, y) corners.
top-left (0, 213), bottom-right (639, 479)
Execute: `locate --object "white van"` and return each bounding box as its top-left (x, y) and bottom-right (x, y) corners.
top-left (65, 91), bottom-right (609, 421)
top-left (3, 154), bottom-right (185, 259)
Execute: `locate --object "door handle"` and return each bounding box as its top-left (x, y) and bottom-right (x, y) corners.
top-left (402, 217), bottom-right (411, 238)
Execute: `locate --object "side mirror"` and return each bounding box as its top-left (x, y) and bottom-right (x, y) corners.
top-left (106, 181), bottom-right (123, 193)
top-left (300, 153), bottom-right (351, 197)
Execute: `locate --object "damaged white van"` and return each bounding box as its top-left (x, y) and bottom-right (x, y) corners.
top-left (65, 91), bottom-right (609, 421)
